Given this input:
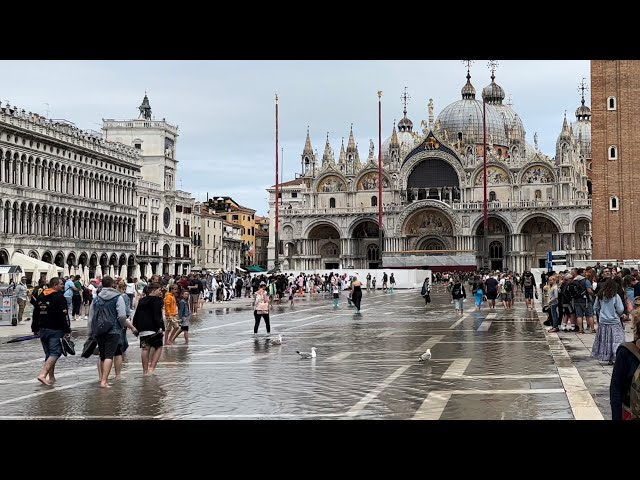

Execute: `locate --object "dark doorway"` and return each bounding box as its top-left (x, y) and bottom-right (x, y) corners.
top-left (491, 260), bottom-right (503, 271)
top-left (538, 258), bottom-right (546, 268)
top-left (369, 262), bottom-right (379, 269)
top-left (325, 262), bottom-right (339, 270)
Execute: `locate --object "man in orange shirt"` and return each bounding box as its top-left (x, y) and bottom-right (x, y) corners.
top-left (164, 285), bottom-right (180, 346)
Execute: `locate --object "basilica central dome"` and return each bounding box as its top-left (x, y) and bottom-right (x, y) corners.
top-left (435, 71), bottom-right (513, 147)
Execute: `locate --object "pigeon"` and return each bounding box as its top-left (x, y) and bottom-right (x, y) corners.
top-left (296, 347), bottom-right (316, 359)
top-left (268, 334), bottom-right (283, 345)
top-left (418, 349), bottom-right (431, 362)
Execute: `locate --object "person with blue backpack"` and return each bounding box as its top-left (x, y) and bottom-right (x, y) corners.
top-left (88, 276), bottom-right (137, 388)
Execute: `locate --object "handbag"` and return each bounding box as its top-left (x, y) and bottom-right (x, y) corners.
top-left (81, 337), bottom-right (98, 358)
top-left (60, 335), bottom-right (76, 356)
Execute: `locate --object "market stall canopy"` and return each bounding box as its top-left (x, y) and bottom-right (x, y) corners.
top-left (10, 252), bottom-right (64, 274)
top-left (236, 266), bottom-right (247, 273)
top-left (246, 265), bottom-right (266, 273)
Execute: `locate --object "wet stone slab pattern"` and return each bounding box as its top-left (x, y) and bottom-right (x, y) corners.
top-left (0, 286), bottom-right (607, 419)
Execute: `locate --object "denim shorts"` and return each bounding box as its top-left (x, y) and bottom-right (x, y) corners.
top-left (39, 328), bottom-right (65, 360)
top-left (454, 298), bottom-right (464, 310)
top-left (574, 301), bottom-right (593, 318)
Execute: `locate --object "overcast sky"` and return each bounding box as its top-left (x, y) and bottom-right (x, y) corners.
top-left (0, 60), bottom-right (589, 215)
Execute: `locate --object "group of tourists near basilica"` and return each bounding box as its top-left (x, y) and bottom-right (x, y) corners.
top-left (267, 68), bottom-right (592, 273)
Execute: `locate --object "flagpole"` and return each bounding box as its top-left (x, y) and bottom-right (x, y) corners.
top-left (378, 90), bottom-right (383, 268)
top-left (482, 96), bottom-right (489, 271)
top-left (275, 94), bottom-right (280, 271)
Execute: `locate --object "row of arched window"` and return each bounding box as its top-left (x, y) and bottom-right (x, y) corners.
top-left (0, 148), bottom-right (136, 206)
top-left (0, 199), bottom-right (136, 242)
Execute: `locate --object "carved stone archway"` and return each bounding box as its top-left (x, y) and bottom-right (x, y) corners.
top-left (396, 200), bottom-right (460, 236)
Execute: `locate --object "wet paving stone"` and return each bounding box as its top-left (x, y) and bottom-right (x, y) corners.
top-left (0, 286), bottom-right (616, 419)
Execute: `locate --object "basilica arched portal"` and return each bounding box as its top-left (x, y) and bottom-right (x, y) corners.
top-left (521, 216), bottom-right (560, 269)
top-left (308, 223), bottom-right (341, 270)
top-left (475, 216), bottom-right (511, 271)
top-left (402, 208), bottom-right (455, 251)
top-left (351, 220), bottom-right (381, 269)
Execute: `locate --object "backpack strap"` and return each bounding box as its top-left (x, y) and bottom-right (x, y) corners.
top-left (620, 342), bottom-right (640, 362)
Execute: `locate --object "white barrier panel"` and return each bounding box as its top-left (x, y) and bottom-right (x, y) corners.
top-left (259, 269), bottom-right (431, 290)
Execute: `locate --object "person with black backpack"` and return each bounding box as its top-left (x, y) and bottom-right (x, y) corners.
top-left (522, 271), bottom-right (536, 310)
top-left (501, 274), bottom-right (514, 309)
top-left (31, 277), bottom-right (70, 386)
top-left (570, 270), bottom-right (594, 333)
top-left (421, 277), bottom-right (432, 308)
top-left (88, 276), bottom-right (136, 388)
top-left (450, 276), bottom-right (466, 314)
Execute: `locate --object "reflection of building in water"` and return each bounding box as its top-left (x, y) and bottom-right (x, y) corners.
top-left (267, 66), bottom-right (592, 272)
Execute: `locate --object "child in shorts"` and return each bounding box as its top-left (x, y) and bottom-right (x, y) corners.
top-left (287, 286), bottom-right (294, 306)
top-left (172, 290), bottom-right (191, 344)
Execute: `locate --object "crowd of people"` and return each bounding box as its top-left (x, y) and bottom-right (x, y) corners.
top-left (434, 265), bottom-right (640, 420)
top-left (15, 263), bottom-right (640, 419)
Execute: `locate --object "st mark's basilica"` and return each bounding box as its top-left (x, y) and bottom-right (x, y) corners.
top-left (267, 65), bottom-right (593, 272)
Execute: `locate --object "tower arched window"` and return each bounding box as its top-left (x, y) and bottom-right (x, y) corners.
top-left (371, 196), bottom-right (377, 207)
top-left (609, 145), bottom-right (618, 160)
top-left (610, 196), bottom-right (619, 211)
top-left (329, 198), bottom-right (336, 209)
top-left (607, 96), bottom-right (617, 111)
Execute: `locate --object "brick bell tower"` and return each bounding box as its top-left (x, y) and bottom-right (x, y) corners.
top-left (591, 60), bottom-right (640, 260)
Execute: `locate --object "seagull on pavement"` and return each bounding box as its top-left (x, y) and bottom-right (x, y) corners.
top-left (268, 334), bottom-right (283, 345)
top-left (418, 349), bottom-right (431, 362)
top-left (296, 347), bottom-right (316, 359)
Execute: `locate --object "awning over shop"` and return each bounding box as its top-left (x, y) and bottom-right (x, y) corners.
top-left (10, 252), bottom-right (64, 274)
top-left (246, 265), bottom-right (266, 273)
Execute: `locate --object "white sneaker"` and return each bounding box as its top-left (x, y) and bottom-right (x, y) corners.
top-left (560, 324), bottom-right (566, 331)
